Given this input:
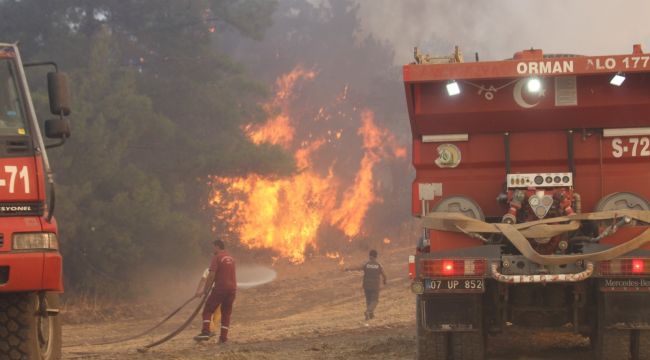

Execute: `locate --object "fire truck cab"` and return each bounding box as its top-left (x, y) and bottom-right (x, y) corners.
top-left (0, 43), bottom-right (70, 360)
top-left (405, 45), bottom-right (650, 360)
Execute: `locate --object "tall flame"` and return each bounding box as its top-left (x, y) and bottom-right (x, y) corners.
top-left (210, 66), bottom-right (405, 263)
top-left (245, 66), bottom-right (315, 148)
top-left (329, 110), bottom-right (405, 237)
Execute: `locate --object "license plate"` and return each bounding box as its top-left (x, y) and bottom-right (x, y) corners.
top-left (425, 278), bottom-right (484, 292)
top-left (600, 278), bottom-right (650, 292)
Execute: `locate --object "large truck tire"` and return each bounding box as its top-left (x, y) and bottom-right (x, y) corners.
top-left (416, 296), bottom-right (447, 360)
top-left (0, 292), bottom-right (61, 360)
top-left (451, 331), bottom-right (485, 360)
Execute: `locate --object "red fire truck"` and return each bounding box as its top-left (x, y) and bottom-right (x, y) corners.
top-left (405, 45), bottom-right (650, 360)
top-left (0, 43), bottom-right (70, 359)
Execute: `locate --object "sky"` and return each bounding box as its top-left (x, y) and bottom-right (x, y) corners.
top-left (350, 0), bottom-right (650, 64)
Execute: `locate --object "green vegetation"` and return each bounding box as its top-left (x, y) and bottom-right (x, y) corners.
top-left (0, 0), bottom-right (292, 296)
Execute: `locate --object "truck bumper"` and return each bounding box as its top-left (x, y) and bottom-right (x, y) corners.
top-left (0, 251), bottom-right (63, 292)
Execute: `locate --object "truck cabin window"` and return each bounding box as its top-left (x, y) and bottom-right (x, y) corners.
top-left (0, 60), bottom-right (27, 135)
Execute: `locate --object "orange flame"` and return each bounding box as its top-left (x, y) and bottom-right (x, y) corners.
top-left (210, 67), bottom-right (405, 263)
top-left (329, 110), bottom-right (405, 237)
top-left (212, 169), bottom-right (338, 263)
top-left (246, 66), bottom-right (315, 148)
top-left (246, 114), bottom-right (294, 148)
top-left (325, 252), bottom-right (345, 267)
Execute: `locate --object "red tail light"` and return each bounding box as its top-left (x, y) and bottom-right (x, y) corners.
top-left (421, 259), bottom-right (486, 277)
top-left (442, 260), bottom-right (455, 275)
top-left (408, 255), bottom-right (416, 279)
top-left (633, 259), bottom-right (645, 273)
top-left (600, 258), bottom-right (650, 275)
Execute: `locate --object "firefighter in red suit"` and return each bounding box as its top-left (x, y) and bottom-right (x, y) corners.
top-left (194, 239), bottom-right (237, 343)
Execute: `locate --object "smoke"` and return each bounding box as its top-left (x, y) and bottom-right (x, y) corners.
top-left (216, 0), bottom-right (412, 260)
top-left (351, 0), bottom-right (650, 64)
top-left (225, 0), bottom-right (646, 259)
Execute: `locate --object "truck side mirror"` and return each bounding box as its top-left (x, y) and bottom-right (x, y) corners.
top-left (47, 72), bottom-right (71, 116)
top-left (45, 118), bottom-right (70, 139)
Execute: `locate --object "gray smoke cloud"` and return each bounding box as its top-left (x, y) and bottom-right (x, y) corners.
top-left (349, 0), bottom-right (650, 64)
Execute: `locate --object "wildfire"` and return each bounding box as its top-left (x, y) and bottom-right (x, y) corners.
top-left (245, 66), bottom-right (315, 148)
top-left (325, 252), bottom-right (345, 267)
top-left (325, 252), bottom-right (340, 259)
top-left (210, 66), bottom-right (406, 263)
top-left (329, 110), bottom-right (405, 237)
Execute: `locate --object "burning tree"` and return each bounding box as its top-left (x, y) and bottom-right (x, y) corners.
top-left (211, 66), bottom-right (406, 263)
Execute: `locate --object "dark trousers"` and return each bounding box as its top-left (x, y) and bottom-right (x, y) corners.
top-left (202, 289), bottom-right (236, 341)
top-left (364, 288), bottom-right (379, 315)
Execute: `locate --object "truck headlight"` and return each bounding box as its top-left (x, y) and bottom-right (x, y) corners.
top-left (12, 233), bottom-right (58, 250)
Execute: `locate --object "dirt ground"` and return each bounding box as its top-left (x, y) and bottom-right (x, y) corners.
top-left (62, 246), bottom-right (595, 359)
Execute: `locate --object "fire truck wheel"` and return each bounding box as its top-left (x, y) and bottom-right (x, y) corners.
top-left (0, 292), bottom-right (61, 360)
top-left (450, 331), bottom-right (485, 360)
top-left (416, 296), bottom-right (447, 360)
top-left (594, 329), bottom-right (630, 360)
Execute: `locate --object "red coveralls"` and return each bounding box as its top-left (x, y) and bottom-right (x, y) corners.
top-left (202, 250), bottom-right (237, 342)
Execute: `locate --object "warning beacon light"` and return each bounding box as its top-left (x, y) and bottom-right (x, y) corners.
top-left (610, 72), bottom-right (626, 86)
top-left (446, 80), bottom-right (460, 96)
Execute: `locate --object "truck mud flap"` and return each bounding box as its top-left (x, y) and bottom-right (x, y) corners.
top-left (600, 292), bottom-right (650, 330)
top-left (419, 294), bottom-right (481, 332)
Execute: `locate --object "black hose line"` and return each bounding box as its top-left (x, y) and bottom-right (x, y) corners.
top-left (63, 294), bottom-right (201, 348)
top-left (137, 292), bottom-right (209, 352)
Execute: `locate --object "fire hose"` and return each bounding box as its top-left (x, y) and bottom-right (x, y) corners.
top-left (64, 266), bottom-right (276, 357)
top-left (64, 266), bottom-right (276, 354)
top-left (64, 292), bottom-right (208, 350)
top-left (422, 209), bottom-right (650, 265)
top-left (136, 292), bottom-right (208, 353)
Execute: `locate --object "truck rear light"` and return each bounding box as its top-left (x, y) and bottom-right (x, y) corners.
top-left (409, 255), bottom-right (416, 279)
top-left (421, 259), bottom-right (486, 277)
top-left (600, 258), bottom-right (650, 275)
top-left (442, 260), bottom-right (455, 275)
top-left (633, 259), bottom-right (645, 273)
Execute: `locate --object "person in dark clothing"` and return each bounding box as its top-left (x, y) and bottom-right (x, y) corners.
top-left (346, 249), bottom-right (387, 320)
top-left (194, 239), bottom-right (237, 343)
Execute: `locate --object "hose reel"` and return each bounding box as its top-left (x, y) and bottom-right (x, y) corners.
top-left (434, 195), bottom-right (485, 221)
